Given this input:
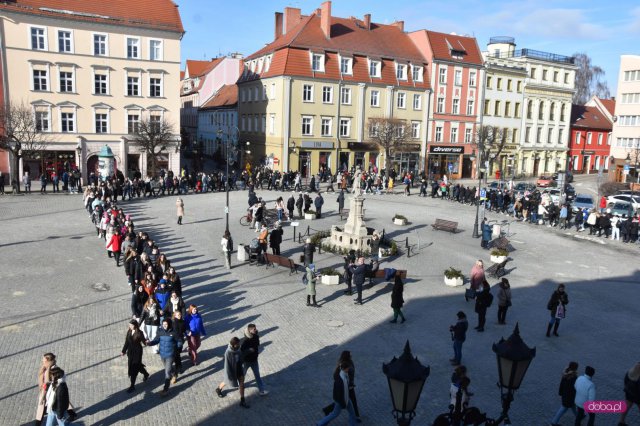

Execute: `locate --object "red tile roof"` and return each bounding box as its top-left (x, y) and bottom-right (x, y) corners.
top-left (598, 98), bottom-right (616, 116)
top-left (201, 85), bottom-right (238, 109)
top-left (417, 30), bottom-right (483, 65)
top-left (180, 71), bottom-right (185, 81)
top-left (0, 0), bottom-right (184, 33)
top-left (185, 58), bottom-right (224, 79)
top-left (571, 104), bottom-right (613, 131)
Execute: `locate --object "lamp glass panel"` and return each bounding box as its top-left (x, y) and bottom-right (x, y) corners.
top-left (510, 358), bottom-right (532, 390)
top-left (389, 378), bottom-right (407, 411)
top-left (498, 356), bottom-right (514, 388)
top-left (405, 380), bottom-right (423, 411)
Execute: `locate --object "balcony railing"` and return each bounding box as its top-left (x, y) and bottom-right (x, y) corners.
top-left (491, 48), bottom-right (574, 65)
top-left (489, 36), bottom-right (515, 44)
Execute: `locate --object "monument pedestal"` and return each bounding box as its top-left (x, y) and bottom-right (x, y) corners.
top-left (327, 195), bottom-right (373, 252)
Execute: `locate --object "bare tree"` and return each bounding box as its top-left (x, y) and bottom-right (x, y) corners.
top-left (367, 117), bottom-right (412, 177)
top-left (0, 101), bottom-right (52, 192)
top-left (474, 125), bottom-right (506, 175)
top-left (131, 117), bottom-right (178, 177)
top-left (573, 52), bottom-right (611, 104)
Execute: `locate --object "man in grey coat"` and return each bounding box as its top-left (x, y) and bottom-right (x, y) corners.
top-left (351, 257), bottom-right (367, 305)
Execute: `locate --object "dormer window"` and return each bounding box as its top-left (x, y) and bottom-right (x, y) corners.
top-left (265, 55), bottom-right (272, 72)
top-left (340, 56), bottom-right (352, 75)
top-left (257, 58), bottom-right (264, 74)
top-left (311, 53), bottom-right (325, 72)
top-left (250, 61), bottom-right (256, 73)
top-left (412, 65), bottom-right (423, 82)
top-left (396, 63), bottom-right (407, 80)
top-left (369, 59), bottom-right (381, 78)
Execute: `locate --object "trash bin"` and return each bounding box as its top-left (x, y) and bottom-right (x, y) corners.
top-left (237, 244), bottom-right (247, 262)
top-left (495, 170), bottom-right (501, 180)
top-left (492, 224), bottom-right (501, 239)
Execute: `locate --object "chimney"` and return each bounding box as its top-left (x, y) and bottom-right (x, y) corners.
top-left (275, 12), bottom-right (283, 39)
top-left (363, 14), bottom-right (371, 30)
top-left (283, 7), bottom-right (301, 35)
top-left (391, 20), bottom-right (404, 32)
top-left (321, 1), bottom-right (331, 39)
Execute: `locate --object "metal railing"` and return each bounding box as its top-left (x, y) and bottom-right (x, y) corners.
top-left (491, 48), bottom-right (574, 65)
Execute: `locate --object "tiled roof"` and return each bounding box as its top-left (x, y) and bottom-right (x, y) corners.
top-left (185, 58), bottom-right (224, 79)
top-left (201, 85), bottom-right (238, 109)
top-left (180, 71), bottom-right (185, 81)
top-left (571, 104), bottom-right (613, 130)
top-left (420, 30), bottom-right (483, 65)
top-left (0, 0), bottom-right (184, 33)
top-left (599, 98), bottom-right (616, 116)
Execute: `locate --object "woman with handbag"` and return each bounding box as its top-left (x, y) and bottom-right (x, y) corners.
top-left (466, 260), bottom-right (485, 302)
top-left (496, 278), bottom-right (512, 324)
top-left (546, 284), bottom-right (569, 337)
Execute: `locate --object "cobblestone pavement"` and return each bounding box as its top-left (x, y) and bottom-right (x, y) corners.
top-left (0, 188), bottom-right (637, 426)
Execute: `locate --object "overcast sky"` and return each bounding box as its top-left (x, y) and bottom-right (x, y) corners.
top-left (176, 0), bottom-right (640, 95)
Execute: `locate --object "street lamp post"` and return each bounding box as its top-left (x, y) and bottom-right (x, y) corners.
top-left (472, 138), bottom-right (492, 238)
top-left (382, 341), bottom-right (430, 426)
top-left (625, 154), bottom-right (635, 218)
top-left (218, 127), bottom-right (240, 232)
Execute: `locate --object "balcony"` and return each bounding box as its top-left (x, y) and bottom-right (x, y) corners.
top-left (491, 48), bottom-right (575, 65)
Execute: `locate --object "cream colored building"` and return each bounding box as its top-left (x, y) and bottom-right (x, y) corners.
top-left (0, 1), bottom-right (183, 182)
top-left (610, 55), bottom-right (640, 182)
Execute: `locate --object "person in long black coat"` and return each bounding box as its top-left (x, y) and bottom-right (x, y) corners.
top-left (337, 190), bottom-right (345, 214)
top-left (389, 275), bottom-right (406, 323)
top-left (269, 224), bottom-right (283, 255)
top-left (121, 320), bottom-right (149, 392)
top-left (546, 283), bottom-right (569, 337)
top-left (287, 193), bottom-right (295, 219)
top-left (303, 238), bottom-right (315, 266)
top-left (474, 281), bottom-right (492, 332)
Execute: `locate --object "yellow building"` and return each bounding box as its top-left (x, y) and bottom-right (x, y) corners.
top-left (238, 2), bottom-right (431, 177)
top-left (0, 0), bottom-right (183, 182)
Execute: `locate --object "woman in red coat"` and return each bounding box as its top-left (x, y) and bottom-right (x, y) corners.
top-left (107, 229), bottom-right (123, 267)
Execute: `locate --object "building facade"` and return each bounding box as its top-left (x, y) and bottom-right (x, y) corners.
top-left (569, 97), bottom-right (614, 176)
top-left (485, 38), bottom-right (576, 177)
top-left (0, 0), bottom-right (183, 181)
top-left (610, 55), bottom-right (640, 182)
top-left (237, 2), bottom-right (431, 177)
top-left (197, 84), bottom-right (238, 166)
top-left (409, 30), bottom-right (484, 180)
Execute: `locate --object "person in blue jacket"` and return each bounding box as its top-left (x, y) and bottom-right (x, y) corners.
top-left (481, 218), bottom-right (492, 249)
top-left (185, 305), bottom-right (206, 365)
top-left (154, 279), bottom-right (171, 318)
top-left (146, 318), bottom-right (181, 395)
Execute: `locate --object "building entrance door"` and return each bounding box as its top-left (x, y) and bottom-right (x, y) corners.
top-left (298, 151), bottom-right (311, 178)
top-left (533, 158), bottom-right (540, 176)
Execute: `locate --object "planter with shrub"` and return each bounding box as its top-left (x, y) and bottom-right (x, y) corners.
top-left (444, 267), bottom-right (464, 287)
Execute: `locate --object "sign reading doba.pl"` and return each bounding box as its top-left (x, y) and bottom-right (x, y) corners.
top-left (584, 400), bottom-right (627, 413)
top-left (429, 146), bottom-right (464, 154)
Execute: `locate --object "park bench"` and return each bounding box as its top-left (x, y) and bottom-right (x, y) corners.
top-left (431, 218), bottom-right (458, 233)
top-left (489, 236), bottom-right (513, 252)
top-left (486, 258), bottom-right (510, 278)
top-left (368, 269), bottom-right (407, 285)
top-left (263, 253), bottom-right (297, 274)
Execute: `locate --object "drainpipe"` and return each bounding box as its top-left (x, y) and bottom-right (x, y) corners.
top-left (422, 88), bottom-right (432, 176)
top-left (336, 79), bottom-right (342, 174)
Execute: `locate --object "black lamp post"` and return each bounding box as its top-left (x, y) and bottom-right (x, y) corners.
top-left (625, 154), bottom-right (634, 218)
top-left (382, 341), bottom-right (430, 426)
top-left (490, 323), bottom-right (536, 425)
top-left (218, 127), bottom-right (240, 232)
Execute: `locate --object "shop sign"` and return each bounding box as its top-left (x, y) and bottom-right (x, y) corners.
top-left (429, 146), bottom-right (464, 154)
top-left (300, 141), bottom-right (334, 149)
top-left (347, 142), bottom-right (378, 151)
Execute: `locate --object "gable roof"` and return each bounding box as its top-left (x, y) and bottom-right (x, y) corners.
top-left (201, 85), bottom-right (238, 110)
top-left (599, 98), bottom-right (615, 116)
top-left (418, 30), bottom-right (483, 65)
top-left (0, 0), bottom-right (184, 33)
top-left (185, 58), bottom-right (224, 79)
top-left (570, 104), bottom-right (613, 131)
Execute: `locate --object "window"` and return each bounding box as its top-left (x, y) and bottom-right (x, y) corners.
top-left (397, 92), bottom-right (406, 109)
top-left (322, 86), bottom-right (333, 103)
top-left (339, 118), bottom-right (351, 137)
top-left (439, 67), bottom-right (447, 84)
top-left (35, 111), bottom-right (49, 132)
top-left (413, 94), bottom-right (422, 110)
top-left (452, 98), bottom-right (460, 114)
top-left (127, 114), bottom-right (140, 134)
top-left (454, 70), bottom-right (462, 86)
top-left (270, 83), bottom-right (276, 99)
top-left (253, 87), bottom-right (259, 102)
top-left (33, 70), bottom-right (48, 91)
top-left (514, 103), bottom-right (521, 118)
top-left (149, 77), bottom-right (162, 97)
top-left (58, 30), bottom-right (72, 53)
top-left (150, 40), bottom-right (163, 61)
top-left (465, 128), bottom-right (473, 143)
top-left (527, 101), bottom-right (533, 119)
top-left (31, 27), bottom-right (46, 50)
top-left (262, 115), bottom-right (266, 133)
top-left (538, 102), bottom-right (544, 120)
top-left (494, 100), bottom-right (501, 116)
top-left (507, 79), bottom-right (513, 91)
top-left (525, 127), bottom-right (531, 142)
top-left (450, 127), bottom-right (458, 143)
top-left (269, 114), bottom-right (275, 135)
top-left (302, 116), bottom-right (313, 135)
top-left (93, 34), bottom-right (107, 56)
top-left (512, 128), bottom-right (518, 143)
top-left (412, 122), bottom-right (420, 139)
top-left (564, 73), bottom-right (569, 84)
top-left (94, 74), bottom-right (107, 95)
top-left (575, 132), bottom-right (581, 145)
top-left (484, 100), bottom-right (490, 115)
top-left (549, 102), bottom-right (555, 121)
top-left (126, 37), bottom-right (140, 59)
top-left (504, 101), bottom-right (510, 117)
top-left (542, 69), bottom-right (548, 81)
top-left (341, 87), bottom-right (351, 105)
top-left (127, 76), bottom-right (140, 96)
top-left (435, 126), bottom-right (443, 142)
top-left (59, 71), bottom-right (73, 93)
top-left (412, 65), bottom-right (422, 82)
top-left (517, 81), bottom-right (522, 92)
top-left (553, 71), bottom-right (559, 82)
top-left (437, 97), bottom-right (445, 113)
top-left (587, 132), bottom-right (592, 145)
top-left (395, 125), bottom-right (405, 138)
top-left (150, 115), bottom-right (161, 132)
top-left (370, 90), bottom-right (380, 107)
top-left (469, 71), bottom-right (476, 87)
top-left (467, 99), bottom-right (474, 115)
top-left (396, 64), bottom-right (407, 80)
top-left (536, 127), bottom-right (542, 142)
top-left (497, 78), bottom-right (502, 90)
top-left (369, 60), bottom-right (381, 77)
top-left (340, 57), bottom-right (352, 75)
top-left (311, 54), bottom-right (324, 72)
top-left (262, 85), bottom-right (267, 101)
top-left (486, 76), bottom-right (492, 89)
top-left (598, 133), bottom-right (603, 145)
top-left (369, 122), bottom-right (379, 137)
top-left (560, 105), bottom-right (566, 122)
top-left (558, 128), bottom-right (563, 144)
top-left (303, 84), bottom-right (313, 102)
top-left (547, 128), bottom-right (553, 143)
top-left (95, 113), bottom-right (108, 133)
top-left (61, 112), bottom-right (75, 132)
top-left (321, 118), bottom-right (332, 136)
top-left (530, 67), bottom-right (536, 79)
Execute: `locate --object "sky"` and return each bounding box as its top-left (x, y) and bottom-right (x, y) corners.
top-left (175, 0), bottom-right (640, 94)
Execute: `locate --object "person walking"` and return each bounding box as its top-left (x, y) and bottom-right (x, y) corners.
top-left (185, 304), bottom-right (206, 365)
top-left (269, 222), bottom-right (283, 255)
top-left (171, 310), bottom-right (186, 375)
top-left (546, 284), bottom-right (569, 337)
top-left (317, 361), bottom-right (359, 426)
top-left (146, 318), bottom-right (181, 395)
top-left (240, 323), bottom-right (268, 396)
top-left (466, 260), bottom-right (485, 302)
top-left (175, 197), bottom-right (184, 225)
top-left (305, 264), bottom-right (319, 307)
top-left (215, 337), bottom-right (249, 408)
top-left (296, 193), bottom-right (304, 218)
top-left (574, 366), bottom-right (596, 426)
top-left (314, 192), bottom-right (324, 218)
top-left (449, 311), bottom-right (468, 366)
top-left (287, 192), bottom-right (295, 220)
top-left (351, 257), bottom-right (366, 305)
top-left (496, 278), bottom-right (512, 324)
top-left (221, 230), bottom-right (233, 269)
top-left (35, 353), bottom-right (56, 425)
top-left (337, 189), bottom-right (345, 215)
top-left (474, 280), bottom-right (493, 332)
top-left (303, 237), bottom-right (315, 267)
top-left (40, 173), bottom-right (48, 194)
top-left (549, 361), bottom-right (579, 426)
top-left (106, 229), bottom-right (123, 267)
top-left (618, 362), bottom-right (640, 426)
top-left (44, 366), bottom-right (70, 426)
top-left (23, 172), bottom-right (31, 193)
top-left (121, 320), bottom-right (150, 393)
top-left (389, 275), bottom-right (406, 323)
top-left (275, 196), bottom-right (285, 222)
top-left (481, 218), bottom-right (492, 249)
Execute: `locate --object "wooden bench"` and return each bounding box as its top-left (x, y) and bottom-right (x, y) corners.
top-left (263, 253), bottom-right (297, 274)
top-left (489, 236), bottom-right (513, 252)
top-left (368, 269), bottom-right (408, 285)
top-left (486, 258), bottom-right (510, 278)
top-left (431, 218), bottom-right (458, 233)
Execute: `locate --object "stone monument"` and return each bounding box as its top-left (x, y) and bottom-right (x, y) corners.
top-left (327, 195), bottom-right (373, 252)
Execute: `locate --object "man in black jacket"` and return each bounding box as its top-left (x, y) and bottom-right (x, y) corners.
top-left (240, 324), bottom-right (268, 398)
top-left (317, 362), bottom-right (358, 425)
top-left (287, 193), bottom-right (295, 219)
top-left (350, 257), bottom-right (367, 305)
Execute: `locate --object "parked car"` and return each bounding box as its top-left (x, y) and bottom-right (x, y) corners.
top-left (488, 181), bottom-right (507, 190)
top-left (606, 194), bottom-right (640, 209)
top-left (536, 176), bottom-right (554, 187)
top-left (610, 201), bottom-right (637, 217)
top-left (572, 194), bottom-right (595, 212)
top-left (514, 182), bottom-right (536, 192)
top-left (564, 184), bottom-right (576, 201)
top-left (552, 170), bottom-right (574, 183)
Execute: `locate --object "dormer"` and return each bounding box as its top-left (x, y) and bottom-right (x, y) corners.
top-left (310, 50), bottom-right (325, 73)
top-left (446, 38), bottom-right (467, 60)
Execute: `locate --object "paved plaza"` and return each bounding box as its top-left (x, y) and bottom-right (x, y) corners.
top-left (0, 185), bottom-right (638, 426)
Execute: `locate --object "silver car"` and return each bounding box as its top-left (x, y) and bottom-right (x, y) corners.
top-left (572, 194), bottom-right (594, 212)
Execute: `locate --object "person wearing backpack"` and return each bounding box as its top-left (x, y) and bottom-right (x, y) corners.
top-left (474, 280), bottom-right (492, 332)
top-left (221, 230), bottom-right (233, 270)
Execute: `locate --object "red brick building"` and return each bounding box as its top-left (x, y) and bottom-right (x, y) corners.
top-left (569, 97), bottom-right (614, 174)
